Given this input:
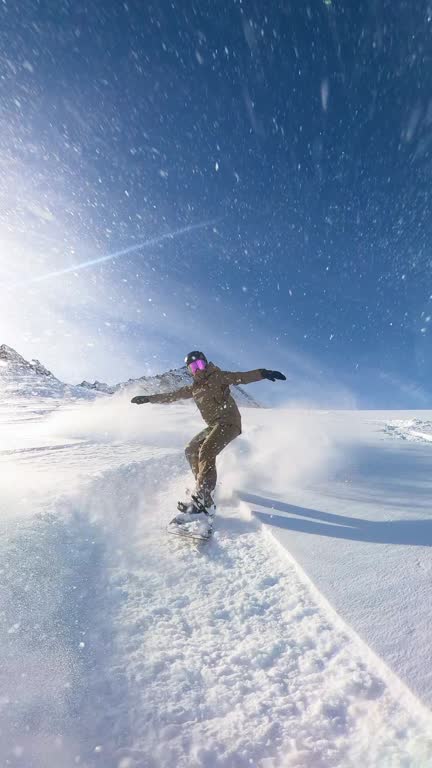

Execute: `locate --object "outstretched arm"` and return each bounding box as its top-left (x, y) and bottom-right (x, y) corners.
top-left (223, 369), bottom-right (286, 386)
top-left (131, 386), bottom-right (193, 405)
top-left (223, 369), bottom-right (264, 386)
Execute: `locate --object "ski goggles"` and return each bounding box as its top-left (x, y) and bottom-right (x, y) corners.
top-left (188, 359), bottom-right (207, 374)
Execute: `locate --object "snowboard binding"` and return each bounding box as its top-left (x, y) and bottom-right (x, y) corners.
top-left (176, 493), bottom-right (216, 517)
top-left (169, 493), bottom-right (216, 537)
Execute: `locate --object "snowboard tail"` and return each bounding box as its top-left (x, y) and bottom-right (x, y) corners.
top-left (167, 523), bottom-right (212, 542)
top-left (167, 513), bottom-right (213, 542)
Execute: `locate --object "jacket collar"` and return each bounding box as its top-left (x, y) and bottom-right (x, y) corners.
top-left (193, 361), bottom-right (218, 383)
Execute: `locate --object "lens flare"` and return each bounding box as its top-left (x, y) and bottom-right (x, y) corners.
top-left (17, 219), bottom-right (217, 286)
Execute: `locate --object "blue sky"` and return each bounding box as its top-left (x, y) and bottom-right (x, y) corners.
top-left (1, 0), bottom-right (432, 407)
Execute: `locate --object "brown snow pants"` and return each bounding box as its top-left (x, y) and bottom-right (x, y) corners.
top-left (185, 422), bottom-right (241, 502)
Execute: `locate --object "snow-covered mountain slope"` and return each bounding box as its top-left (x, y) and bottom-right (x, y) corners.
top-left (1, 399), bottom-right (432, 767)
top-left (0, 344), bottom-right (260, 408)
top-left (80, 365), bottom-right (261, 408)
top-left (0, 344), bottom-right (94, 401)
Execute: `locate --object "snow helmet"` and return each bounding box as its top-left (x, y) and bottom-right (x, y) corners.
top-left (184, 351), bottom-right (208, 366)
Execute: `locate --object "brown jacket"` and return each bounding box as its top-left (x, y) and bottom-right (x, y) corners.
top-left (147, 363), bottom-right (263, 428)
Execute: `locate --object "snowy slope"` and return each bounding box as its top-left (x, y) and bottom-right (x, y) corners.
top-left (241, 409), bottom-right (432, 711)
top-left (1, 398), bottom-right (432, 767)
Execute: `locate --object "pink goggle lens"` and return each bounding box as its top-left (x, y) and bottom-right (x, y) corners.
top-left (189, 359), bottom-right (207, 374)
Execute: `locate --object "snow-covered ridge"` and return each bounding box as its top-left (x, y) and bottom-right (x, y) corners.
top-left (0, 345), bottom-right (261, 407)
top-left (80, 365), bottom-right (261, 408)
top-left (382, 418), bottom-right (432, 443)
top-left (0, 344), bottom-right (93, 400)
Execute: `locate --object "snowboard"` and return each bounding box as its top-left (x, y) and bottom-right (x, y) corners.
top-left (167, 513), bottom-right (213, 542)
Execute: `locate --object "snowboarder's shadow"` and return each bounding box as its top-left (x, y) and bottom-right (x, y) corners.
top-left (239, 492), bottom-right (432, 547)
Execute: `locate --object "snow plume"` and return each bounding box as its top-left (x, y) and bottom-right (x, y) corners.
top-left (44, 397), bottom-right (344, 505)
top-left (42, 393), bottom-right (201, 451)
top-left (219, 406), bottom-right (343, 502)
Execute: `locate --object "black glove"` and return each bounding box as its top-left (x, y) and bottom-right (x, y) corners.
top-left (131, 395), bottom-right (150, 404)
top-left (260, 369), bottom-right (286, 382)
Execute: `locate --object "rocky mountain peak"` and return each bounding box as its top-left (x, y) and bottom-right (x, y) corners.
top-left (0, 344), bottom-right (261, 408)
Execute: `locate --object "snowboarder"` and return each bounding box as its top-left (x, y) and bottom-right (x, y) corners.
top-left (131, 352), bottom-right (286, 518)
